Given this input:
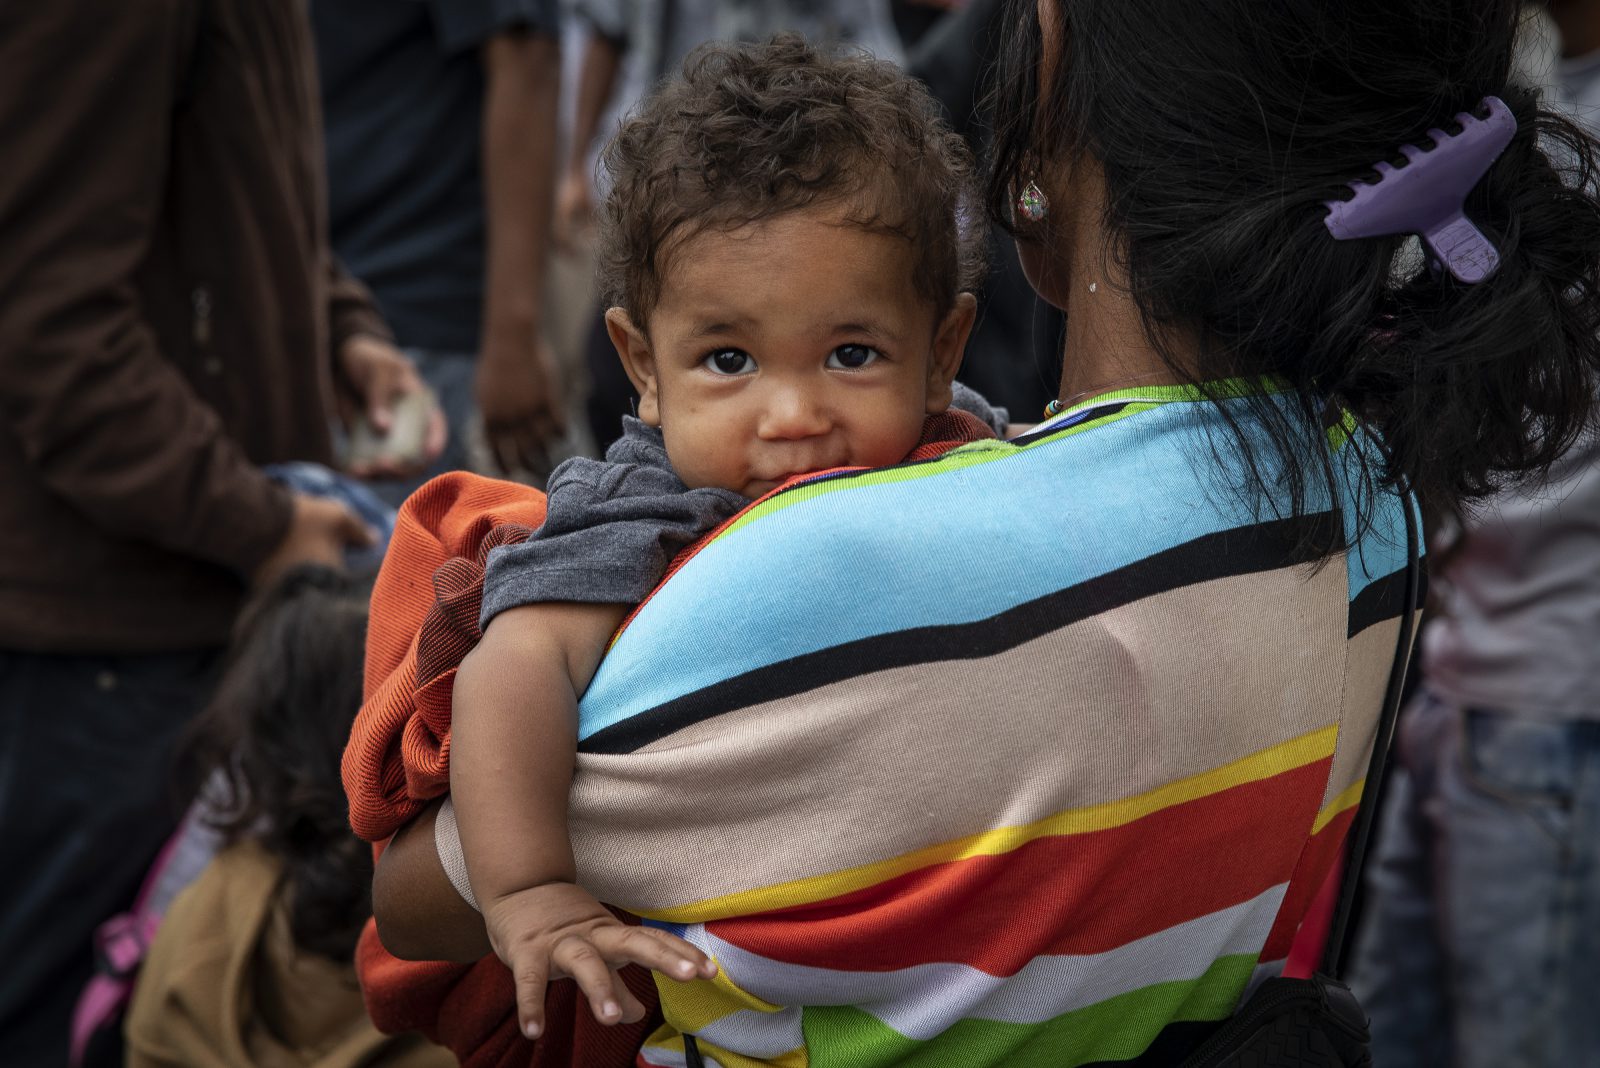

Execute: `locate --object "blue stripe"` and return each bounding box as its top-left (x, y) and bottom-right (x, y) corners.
top-left (1336, 426), bottom-right (1419, 603)
top-left (580, 394), bottom-right (1382, 740)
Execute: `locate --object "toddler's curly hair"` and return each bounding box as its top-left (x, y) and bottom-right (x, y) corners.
top-left (597, 33), bottom-right (984, 325)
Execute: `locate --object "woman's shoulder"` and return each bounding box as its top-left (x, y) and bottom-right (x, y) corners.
top-left (579, 393), bottom-right (1382, 741)
top-left (667, 391), bottom-right (1314, 594)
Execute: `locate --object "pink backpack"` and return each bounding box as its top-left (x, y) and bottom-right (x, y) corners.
top-left (68, 799), bottom-right (222, 1067)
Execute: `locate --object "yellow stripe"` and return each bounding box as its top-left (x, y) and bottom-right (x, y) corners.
top-left (656, 959), bottom-right (782, 1031)
top-left (1312, 777), bottom-right (1365, 835)
top-left (638, 725), bottom-right (1339, 923)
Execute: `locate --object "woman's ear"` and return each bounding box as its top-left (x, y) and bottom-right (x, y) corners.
top-left (605, 307), bottom-right (661, 426)
top-left (925, 292), bottom-right (978, 414)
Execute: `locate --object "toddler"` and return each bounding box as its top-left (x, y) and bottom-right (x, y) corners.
top-left (448, 34), bottom-right (1004, 1041)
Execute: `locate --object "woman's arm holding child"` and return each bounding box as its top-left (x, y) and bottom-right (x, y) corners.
top-left (372, 798), bottom-right (494, 962)
top-left (451, 603), bottom-right (716, 1040)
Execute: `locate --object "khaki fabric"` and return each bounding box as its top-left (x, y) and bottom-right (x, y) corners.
top-left (125, 840), bottom-right (452, 1068)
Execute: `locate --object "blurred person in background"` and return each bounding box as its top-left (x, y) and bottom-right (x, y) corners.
top-left (124, 566), bottom-right (451, 1068)
top-left (0, 1), bottom-right (438, 1064)
top-left (556, 0), bottom-right (906, 450)
top-left (1350, 3), bottom-right (1600, 1065)
top-left (312, 0), bottom-right (579, 492)
top-left (1552, 0), bottom-right (1600, 115)
top-left (891, 0), bottom-right (963, 52)
top-left (908, 0), bottom-right (1057, 418)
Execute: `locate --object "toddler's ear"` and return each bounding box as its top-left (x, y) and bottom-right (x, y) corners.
top-left (605, 308), bottom-right (661, 426)
top-left (925, 293), bottom-right (978, 414)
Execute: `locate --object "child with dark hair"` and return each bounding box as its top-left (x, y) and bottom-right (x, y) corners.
top-left (124, 567), bottom-right (451, 1068)
top-left (442, 34), bottom-right (1006, 1040)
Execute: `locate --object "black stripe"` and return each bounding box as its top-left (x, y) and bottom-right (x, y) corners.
top-left (1073, 1017), bottom-right (1224, 1067)
top-left (776, 401), bottom-right (1137, 496)
top-left (1007, 401), bottom-right (1135, 447)
top-left (581, 512), bottom-right (1342, 755)
top-left (1347, 562), bottom-right (1429, 638)
top-left (1076, 1018), bottom-right (1223, 1067)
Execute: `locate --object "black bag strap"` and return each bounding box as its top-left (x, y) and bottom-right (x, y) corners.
top-left (1321, 484), bottom-right (1421, 978)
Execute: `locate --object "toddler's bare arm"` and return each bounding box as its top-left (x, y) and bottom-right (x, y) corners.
top-left (452, 601), bottom-right (619, 905)
top-left (451, 603), bottom-right (715, 1039)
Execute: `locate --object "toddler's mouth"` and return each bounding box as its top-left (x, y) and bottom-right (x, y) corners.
top-left (744, 462), bottom-right (855, 498)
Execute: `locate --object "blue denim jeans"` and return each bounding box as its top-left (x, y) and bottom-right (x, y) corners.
top-left (1351, 689), bottom-right (1600, 1068)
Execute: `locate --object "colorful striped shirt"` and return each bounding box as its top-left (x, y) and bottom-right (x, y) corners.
top-left (566, 385), bottom-right (1416, 1068)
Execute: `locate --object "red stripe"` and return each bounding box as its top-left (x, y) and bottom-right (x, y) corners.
top-left (707, 759), bottom-right (1331, 977)
top-left (1260, 805), bottom-right (1354, 966)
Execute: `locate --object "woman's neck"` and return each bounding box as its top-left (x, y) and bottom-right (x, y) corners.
top-left (1056, 257), bottom-right (1193, 408)
top-left (1037, 153), bottom-right (1199, 409)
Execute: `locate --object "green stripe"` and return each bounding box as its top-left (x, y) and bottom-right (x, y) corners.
top-left (1062, 377), bottom-right (1287, 415)
top-left (715, 401), bottom-right (1157, 542)
top-left (801, 954), bottom-right (1254, 1068)
top-left (1326, 409), bottom-right (1359, 452)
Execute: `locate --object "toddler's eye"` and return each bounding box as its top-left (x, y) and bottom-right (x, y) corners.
top-left (703, 349), bottom-right (755, 376)
top-left (828, 344), bottom-right (881, 370)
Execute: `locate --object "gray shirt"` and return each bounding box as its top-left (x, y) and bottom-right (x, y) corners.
top-left (480, 416), bottom-right (746, 627)
top-left (1423, 435), bottom-right (1600, 718)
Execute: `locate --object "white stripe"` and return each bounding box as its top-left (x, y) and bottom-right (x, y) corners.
top-left (692, 1005), bottom-right (805, 1059)
top-left (680, 885), bottom-right (1286, 1043)
top-left (433, 797), bottom-right (479, 911)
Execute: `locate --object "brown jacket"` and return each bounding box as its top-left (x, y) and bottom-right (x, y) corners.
top-left (125, 840), bottom-right (454, 1068)
top-left (0, 0), bottom-right (390, 653)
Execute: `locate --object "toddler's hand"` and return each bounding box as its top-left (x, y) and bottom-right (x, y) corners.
top-left (482, 882), bottom-right (718, 1040)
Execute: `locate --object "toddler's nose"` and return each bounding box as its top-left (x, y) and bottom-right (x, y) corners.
top-left (756, 386), bottom-right (832, 440)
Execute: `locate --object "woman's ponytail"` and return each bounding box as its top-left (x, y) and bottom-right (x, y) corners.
top-left (1346, 85), bottom-right (1600, 519)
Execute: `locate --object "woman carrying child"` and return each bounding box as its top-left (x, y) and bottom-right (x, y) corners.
top-left (354, 2), bottom-right (1600, 1065)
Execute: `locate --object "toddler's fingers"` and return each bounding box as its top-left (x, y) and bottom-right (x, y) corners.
top-left (508, 947), bottom-right (550, 1040)
top-left (613, 970), bottom-right (648, 1024)
top-left (596, 925), bottom-right (718, 981)
top-left (552, 935), bottom-right (626, 1025)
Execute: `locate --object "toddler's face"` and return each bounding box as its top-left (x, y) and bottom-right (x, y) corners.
top-left (608, 204), bottom-right (974, 498)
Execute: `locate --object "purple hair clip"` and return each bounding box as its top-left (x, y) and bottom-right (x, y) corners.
top-left (1324, 96), bottom-right (1517, 284)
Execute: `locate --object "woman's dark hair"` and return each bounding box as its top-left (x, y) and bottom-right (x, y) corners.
top-left (184, 565), bottom-right (372, 961)
top-left (987, 0), bottom-right (1600, 526)
top-left (598, 33), bottom-right (985, 324)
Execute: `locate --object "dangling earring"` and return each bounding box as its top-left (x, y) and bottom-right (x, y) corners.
top-left (1016, 179), bottom-right (1049, 224)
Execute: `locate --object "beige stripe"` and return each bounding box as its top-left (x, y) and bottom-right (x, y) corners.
top-left (1319, 609), bottom-right (1420, 811)
top-left (572, 559), bottom-right (1359, 911)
